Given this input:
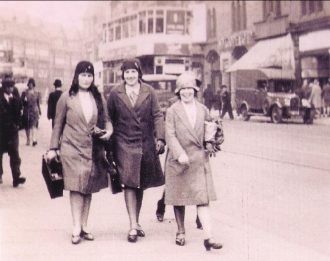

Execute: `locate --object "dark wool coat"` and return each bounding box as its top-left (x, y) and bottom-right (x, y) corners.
top-left (47, 89), bottom-right (62, 120)
top-left (164, 101), bottom-right (217, 206)
top-left (0, 88), bottom-right (22, 152)
top-left (107, 82), bottom-right (165, 189)
top-left (50, 91), bottom-right (111, 194)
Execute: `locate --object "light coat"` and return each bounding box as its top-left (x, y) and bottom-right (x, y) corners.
top-left (107, 82), bottom-right (165, 189)
top-left (50, 91), bottom-right (111, 194)
top-left (164, 100), bottom-right (217, 206)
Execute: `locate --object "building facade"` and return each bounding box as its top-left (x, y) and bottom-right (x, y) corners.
top-left (0, 17), bottom-right (83, 100)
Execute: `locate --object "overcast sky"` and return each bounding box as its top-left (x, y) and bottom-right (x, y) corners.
top-left (1, 1), bottom-right (89, 29)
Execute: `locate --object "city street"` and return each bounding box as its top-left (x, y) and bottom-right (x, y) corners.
top-left (0, 105), bottom-right (330, 261)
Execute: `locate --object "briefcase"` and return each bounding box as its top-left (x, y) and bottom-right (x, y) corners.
top-left (41, 154), bottom-right (64, 199)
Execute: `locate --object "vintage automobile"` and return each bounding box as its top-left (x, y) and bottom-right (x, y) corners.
top-left (235, 69), bottom-right (313, 124)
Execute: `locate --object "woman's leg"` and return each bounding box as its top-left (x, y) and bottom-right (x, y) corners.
top-left (25, 127), bottom-right (30, 145)
top-left (197, 204), bottom-right (212, 239)
top-left (81, 194), bottom-right (92, 232)
top-left (31, 126), bottom-right (37, 144)
top-left (124, 188), bottom-right (138, 229)
top-left (136, 189), bottom-right (144, 225)
top-left (70, 191), bottom-right (84, 236)
top-left (173, 206), bottom-right (185, 233)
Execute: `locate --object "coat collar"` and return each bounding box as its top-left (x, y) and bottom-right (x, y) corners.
top-left (116, 82), bottom-right (150, 112)
top-left (72, 92), bottom-right (97, 128)
top-left (173, 100), bottom-right (204, 146)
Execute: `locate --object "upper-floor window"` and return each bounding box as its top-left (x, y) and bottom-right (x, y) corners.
top-left (148, 10), bottom-right (154, 34)
top-left (139, 11), bottom-right (146, 34)
top-left (263, 0), bottom-right (281, 20)
top-left (208, 8), bottom-right (217, 37)
top-left (232, 1), bottom-right (247, 32)
top-left (156, 10), bottom-right (164, 33)
top-left (301, 0), bottom-right (323, 16)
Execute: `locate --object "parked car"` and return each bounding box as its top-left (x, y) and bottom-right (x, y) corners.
top-left (235, 69), bottom-right (313, 124)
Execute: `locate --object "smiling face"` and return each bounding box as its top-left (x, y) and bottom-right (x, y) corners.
top-left (124, 69), bottom-right (139, 87)
top-left (179, 87), bottom-right (195, 103)
top-left (78, 72), bottom-right (93, 90)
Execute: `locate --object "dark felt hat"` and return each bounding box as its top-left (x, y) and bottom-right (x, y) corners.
top-left (53, 79), bottom-right (62, 87)
top-left (2, 75), bottom-right (15, 88)
top-left (27, 78), bottom-right (36, 87)
top-left (74, 61), bottom-right (94, 76)
top-left (121, 58), bottom-right (143, 80)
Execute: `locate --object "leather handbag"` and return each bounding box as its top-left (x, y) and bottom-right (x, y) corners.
top-left (41, 154), bottom-right (64, 199)
top-left (105, 154), bottom-right (122, 194)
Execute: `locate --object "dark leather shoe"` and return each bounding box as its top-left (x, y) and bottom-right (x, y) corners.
top-left (32, 141), bottom-right (37, 146)
top-left (13, 177), bottom-right (26, 187)
top-left (204, 239), bottom-right (223, 251)
top-left (136, 228), bottom-right (145, 237)
top-left (80, 230), bottom-right (94, 241)
top-left (127, 229), bottom-right (138, 243)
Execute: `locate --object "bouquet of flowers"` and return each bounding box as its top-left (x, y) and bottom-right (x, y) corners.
top-left (204, 119), bottom-right (224, 152)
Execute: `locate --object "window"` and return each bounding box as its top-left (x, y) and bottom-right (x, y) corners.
top-left (208, 8), bottom-right (217, 37)
top-left (148, 10), bottom-right (154, 34)
top-left (263, 0), bottom-right (281, 20)
top-left (115, 20), bottom-right (121, 40)
top-left (130, 15), bottom-right (138, 37)
top-left (301, 0), bottom-right (323, 16)
top-left (156, 10), bottom-right (164, 33)
top-left (139, 11), bottom-right (146, 34)
top-left (122, 17), bottom-right (129, 38)
top-left (232, 1), bottom-right (247, 32)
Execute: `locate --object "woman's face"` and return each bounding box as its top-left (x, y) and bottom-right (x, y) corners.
top-left (124, 69), bottom-right (139, 86)
top-left (179, 87), bottom-right (195, 103)
top-left (78, 72), bottom-right (93, 90)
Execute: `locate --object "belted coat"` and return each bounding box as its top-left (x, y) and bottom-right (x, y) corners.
top-left (164, 100), bottom-right (217, 206)
top-left (107, 82), bottom-right (165, 189)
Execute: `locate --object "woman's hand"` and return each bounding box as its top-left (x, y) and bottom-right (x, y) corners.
top-left (205, 142), bottom-right (216, 157)
top-left (178, 153), bottom-right (189, 165)
top-left (156, 139), bottom-right (165, 155)
top-left (46, 150), bottom-right (59, 162)
top-left (99, 130), bottom-right (112, 141)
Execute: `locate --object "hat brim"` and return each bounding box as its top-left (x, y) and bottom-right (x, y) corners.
top-left (174, 86), bottom-right (199, 94)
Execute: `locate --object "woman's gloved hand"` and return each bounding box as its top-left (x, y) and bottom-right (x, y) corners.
top-left (46, 149), bottom-right (60, 162)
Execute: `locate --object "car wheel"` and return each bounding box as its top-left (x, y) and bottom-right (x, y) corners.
top-left (271, 106), bottom-right (282, 124)
top-left (240, 105), bottom-right (250, 121)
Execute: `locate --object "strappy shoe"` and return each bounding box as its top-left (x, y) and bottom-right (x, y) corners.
top-left (175, 232), bottom-right (185, 246)
top-left (127, 228), bottom-right (138, 243)
top-left (136, 225), bottom-right (145, 237)
top-left (71, 234), bottom-right (81, 245)
top-left (80, 230), bottom-right (94, 241)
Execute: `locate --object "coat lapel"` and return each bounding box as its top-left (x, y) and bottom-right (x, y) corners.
top-left (134, 83), bottom-right (150, 109)
top-left (174, 102), bottom-right (202, 146)
top-left (194, 102), bottom-right (205, 145)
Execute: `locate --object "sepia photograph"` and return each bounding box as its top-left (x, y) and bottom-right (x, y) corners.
top-left (0, 1), bottom-right (329, 260)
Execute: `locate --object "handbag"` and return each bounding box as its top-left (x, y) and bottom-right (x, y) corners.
top-left (41, 154), bottom-right (64, 199)
top-left (105, 155), bottom-right (122, 194)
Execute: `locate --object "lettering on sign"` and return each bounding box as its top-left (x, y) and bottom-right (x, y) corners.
top-left (219, 31), bottom-right (254, 50)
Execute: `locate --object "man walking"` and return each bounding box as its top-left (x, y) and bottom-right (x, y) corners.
top-left (47, 79), bottom-right (63, 128)
top-left (0, 75), bottom-right (26, 187)
top-left (220, 85), bottom-right (234, 120)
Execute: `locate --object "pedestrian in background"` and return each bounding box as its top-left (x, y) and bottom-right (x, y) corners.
top-left (203, 84), bottom-right (213, 111)
top-left (322, 78), bottom-right (330, 117)
top-left (107, 58), bottom-right (165, 243)
top-left (164, 71), bottom-right (222, 251)
top-left (309, 79), bottom-right (322, 118)
top-left (220, 84), bottom-right (234, 120)
top-left (47, 79), bottom-right (63, 128)
top-left (21, 78), bottom-right (41, 146)
top-left (46, 61), bottom-right (113, 244)
top-left (0, 75), bottom-right (26, 187)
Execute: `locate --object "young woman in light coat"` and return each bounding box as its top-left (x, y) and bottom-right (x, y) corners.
top-left (164, 71), bottom-right (222, 251)
top-left (47, 61), bottom-right (113, 244)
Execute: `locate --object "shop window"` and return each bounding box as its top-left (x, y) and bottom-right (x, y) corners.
top-left (156, 66), bottom-right (163, 74)
top-left (139, 11), bottom-right (146, 34)
top-left (232, 1), bottom-right (247, 32)
top-left (156, 10), bottom-right (164, 33)
top-left (263, 0), bottom-right (281, 20)
top-left (301, 0), bottom-right (323, 16)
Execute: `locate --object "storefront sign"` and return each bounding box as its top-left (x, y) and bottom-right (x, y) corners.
top-left (154, 43), bottom-right (190, 56)
top-left (219, 31), bottom-right (254, 51)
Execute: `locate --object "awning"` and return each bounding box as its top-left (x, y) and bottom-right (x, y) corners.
top-left (299, 29), bottom-right (330, 53)
top-left (232, 68), bottom-right (295, 80)
top-left (226, 34), bottom-right (295, 73)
